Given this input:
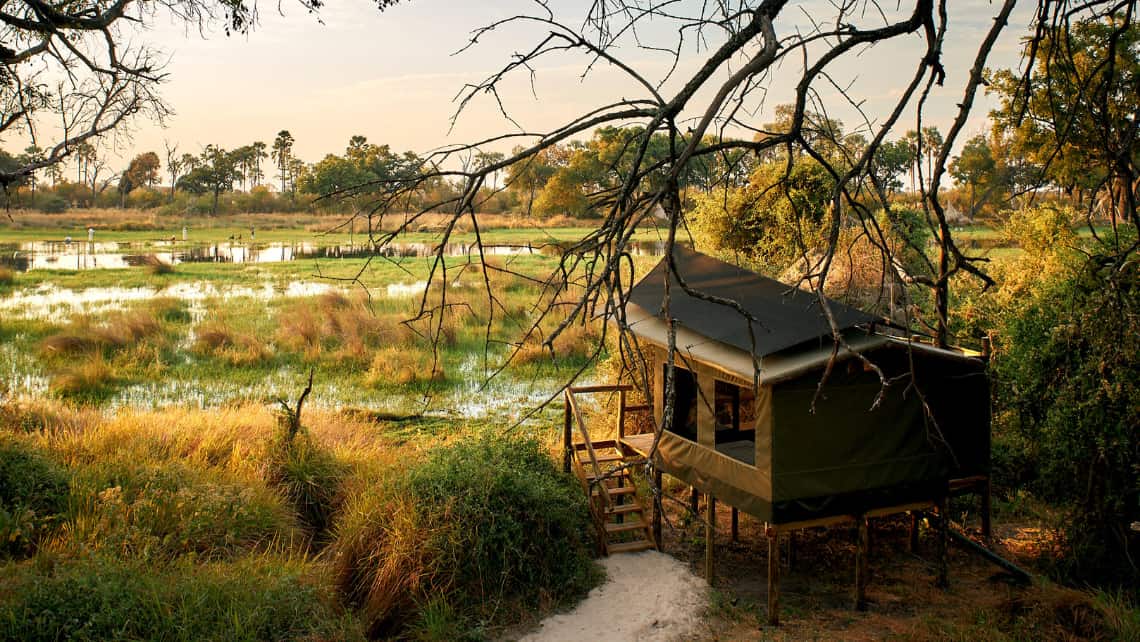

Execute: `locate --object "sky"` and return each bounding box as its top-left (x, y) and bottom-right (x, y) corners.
top-left (106, 0), bottom-right (1037, 167)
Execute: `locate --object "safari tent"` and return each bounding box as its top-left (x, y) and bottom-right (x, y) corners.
top-left (565, 247), bottom-right (992, 623)
top-left (620, 247), bottom-right (991, 527)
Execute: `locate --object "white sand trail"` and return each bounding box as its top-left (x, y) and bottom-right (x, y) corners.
top-left (520, 551), bottom-right (708, 642)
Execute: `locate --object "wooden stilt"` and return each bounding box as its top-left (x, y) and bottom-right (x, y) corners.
top-left (562, 394), bottom-right (572, 474)
top-left (690, 487), bottom-right (700, 514)
top-left (908, 511), bottom-right (920, 553)
top-left (981, 477), bottom-right (992, 538)
top-left (855, 515), bottom-right (869, 610)
top-left (653, 467), bottom-right (663, 551)
top-left (936, 496), bottom-right (949, 588)
top-left (767, 527), bottom-right (780, 626)
top-left (731, 507), bottom-right (739, 542)
top-left (786, 531), bottom-right (795, 571)
top-left (705, 495), bottom-right (716, 585)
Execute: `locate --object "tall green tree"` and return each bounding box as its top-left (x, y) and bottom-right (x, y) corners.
top-left (949, 134), bottom-right (998, 216)
top-left (272, 130), bottom-right (295, 197)
top-left (988, 15), bottom-right (1140, 224)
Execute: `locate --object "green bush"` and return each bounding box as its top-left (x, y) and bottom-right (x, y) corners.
top-left (331, 434), bottom-right (600, 637)
top-left (66, 464), bottom-right (292, 561)
top-left (0, 556), bottom-right (363, 642)
top-left (0, 438), bottom-right (70, 556)
top-left (993, 242), bottom-right (1139, 586)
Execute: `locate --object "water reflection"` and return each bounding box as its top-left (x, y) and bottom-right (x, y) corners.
top-left (0, 239), bottom-right (668, 271)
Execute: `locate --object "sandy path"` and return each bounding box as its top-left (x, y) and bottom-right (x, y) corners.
top-left (520, 551), bottom-right (708, 642)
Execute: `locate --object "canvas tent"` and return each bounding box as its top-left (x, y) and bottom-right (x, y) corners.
top-left (620, 247), bottom-right (991, 526)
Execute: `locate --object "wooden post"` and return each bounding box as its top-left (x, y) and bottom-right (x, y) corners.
top-left (653, 467), bottom-right (663, 550)
top-left (786, 531), bottom-right (795, 571)
top-left (731, 507), bottom-right (739, 542)
top-left (981, 477), bottom-right (992, 538)
top-left (705, 495), bottom-right (716, 586)
top-left (562, 392), bottom-right (572, 474)
top-left (855, 515), bottom-right (869, 610)
top-left (690, 487), bottom-right (700, 514)
top-left (617, 388), bottom-right (626, 440)
top-left (767, 526), bottom-right (780, 626)
top-left (936, 496), bottom-right (949, 588)
top-left (908, 511), bottom-right (921, 553)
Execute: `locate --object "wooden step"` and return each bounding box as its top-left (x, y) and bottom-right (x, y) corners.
top-left (605, 503), bottom-right (643, 516)
top-left (585, 470), bottom-right (631, 482)
top-left (593, 485), bottom-right (637, 497)
top-left (605, 519), bottom-right (648, 534)
top-left (608, 540), bottom-right (655, 554)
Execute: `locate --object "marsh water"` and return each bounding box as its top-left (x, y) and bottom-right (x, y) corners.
top-left (0, 238), bottom-right (668, 271)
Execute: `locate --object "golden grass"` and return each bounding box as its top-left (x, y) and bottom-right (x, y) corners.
top-left (40, 309), bottom-right (169, 358)
top-left (366, 346), bottom-right (446, 386)
top-left (192, 321), bottom-right (271, 367)
top-left (0, 265), bottom-right (14, 286)
top-left (275, 292), bottom-right (416, 365)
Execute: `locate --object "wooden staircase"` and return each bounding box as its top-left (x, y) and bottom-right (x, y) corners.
top-left (564, 386), bottom-right (657, 556)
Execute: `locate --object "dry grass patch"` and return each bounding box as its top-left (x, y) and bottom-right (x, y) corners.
top-left (276, 292), bottom-right (416, 365)
top-left (192, 320), bottom-right (271, 366)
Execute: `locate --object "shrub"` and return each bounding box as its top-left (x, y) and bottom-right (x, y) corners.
top-left (0, 438), bottom-right (70, 556)
top-left (0, 265), bottom-right (14, 287)
top-left (0, 556), bottom-right (364, 641)
top-left (330, 435), bottom-right (599, 637)
top-left (993, 240), bottom-right (1139, 586)
top-left (64, 464), bottom-right (292, 561)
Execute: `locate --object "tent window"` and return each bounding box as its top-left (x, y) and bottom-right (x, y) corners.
top-left (666, 365), bottom-right (698, 441)
top-left (714, 379), bottom-right (756, 465)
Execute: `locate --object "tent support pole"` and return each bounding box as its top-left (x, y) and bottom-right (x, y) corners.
top-left (653, 467), bottom-right (663, 550)
top-left (690, 487), bottom-right (700, 514)
top-left (855, 515), bottom-right (869, 610)
top-left (981, 477), bottom-right (992, 538)
top-left (908, 511), bottom-right (921, 553)
top-left (767, 526), bottom-right (780, 626)
top-left (731, 507), bottom-right (739, 542)
top-left (936, 496), bottom-right (950, 588)
top-left (705, 495), bottom-right (716, 585)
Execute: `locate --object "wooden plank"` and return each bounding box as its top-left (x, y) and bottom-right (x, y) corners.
top-left (595, 485), bottom-right (637, 497)
top-left (563, 396), bottom-right (572, 474)
top-left (605, 519), bottom-right (648, 534)
top-left (568, 384), bottom-right (633, 394)
top-left (767, 527), bottom-right (780, 626)
top-left (617, 388), bottom-right (626, 439)
top-left (608, 540), bottom-right (655, 554)
top-left (773, 514), bottom-right (855, 532)
top-left (623, 404), bottom-right (652, 412)
top-left (605, 503), bottom-right (643, 516)
top-left (865, 501), bottom-right (934, 519)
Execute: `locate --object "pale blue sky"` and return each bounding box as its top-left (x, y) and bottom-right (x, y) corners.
top-left (122, 0), bottom-right (1034, 165)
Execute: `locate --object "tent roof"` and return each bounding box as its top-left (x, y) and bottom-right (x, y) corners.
top-left (628, 247), bottom-right (878, 358)
top-left (625, 302), bottom-right (982, 385)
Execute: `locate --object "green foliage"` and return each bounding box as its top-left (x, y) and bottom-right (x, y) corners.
top-left (0, 439), bottom-right (70, 556)
top-left (66, 464), bottom-right (292, 561)
top-left (992, 234), bottom-right (1138, 585)
top-left (0, 556), bottom-right (363, 642)
top-left (331, 434), bottom-right (599, 637)
top-left (689, 158), bottom-right (833, 275)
